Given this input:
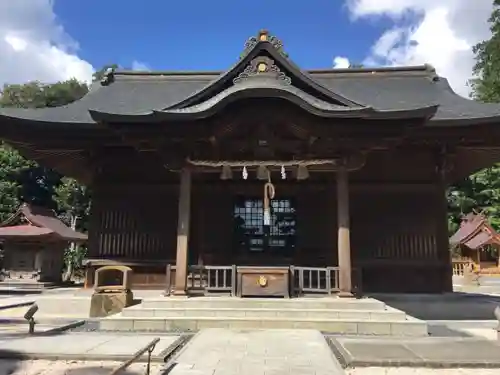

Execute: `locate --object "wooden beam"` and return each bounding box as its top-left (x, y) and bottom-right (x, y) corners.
top-left (95, 182), bottom-right (440, 194)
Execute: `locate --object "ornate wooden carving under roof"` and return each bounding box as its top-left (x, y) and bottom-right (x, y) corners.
top-left (233, 56), bottom-right (292, 85)
top-left (243, 29), bottom-right (286, 57)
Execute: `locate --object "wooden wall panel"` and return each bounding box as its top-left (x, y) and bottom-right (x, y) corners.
top-left (351, 189), bottom-right (451, 293)
top-left (88, 184), bottom-right (178, 261)
top-left (86, 179), bottom-right (451, 293)
top-left (295, 188), bottom-right (335, 265)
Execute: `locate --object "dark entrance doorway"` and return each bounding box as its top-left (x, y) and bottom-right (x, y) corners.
top-left (233, 197), bottom-right (296, 265)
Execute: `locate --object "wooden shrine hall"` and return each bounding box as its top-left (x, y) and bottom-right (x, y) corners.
top-left (1, 30), bottom-right (500, 295)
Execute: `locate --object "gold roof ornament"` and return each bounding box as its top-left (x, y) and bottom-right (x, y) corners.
top-left (242, 30), bottom-right (288, 58)
top-left (258, 29), bottom-right (269, 42)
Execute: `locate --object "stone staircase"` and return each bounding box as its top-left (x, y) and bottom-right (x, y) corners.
top-left (99, 297), bottom-right (428, 336)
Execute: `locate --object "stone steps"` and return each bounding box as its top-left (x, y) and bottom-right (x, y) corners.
top-left (140, 297), bottom-right (387, 310)
top-left (99, 315), bottom-right (427, 336)
top-left (121, 306), bottom-right (407, 321)
top-left (99, 296), bottom-right (428, 336)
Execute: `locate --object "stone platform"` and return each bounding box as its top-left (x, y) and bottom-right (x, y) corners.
top-left (328, 335), bottom-right (500, 368)
top-left (99, 297), bottom-right (428, 336)
top-left (0, 281), bottom-right (57, 294)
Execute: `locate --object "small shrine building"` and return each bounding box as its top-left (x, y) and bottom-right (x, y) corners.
top-left (0, 203), bottom-right (87, 283)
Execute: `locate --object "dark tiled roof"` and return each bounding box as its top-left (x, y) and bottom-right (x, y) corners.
top-left (0, 203), bottom-right (87, 242)
top-left (1, 32), bottom-right (499, 126)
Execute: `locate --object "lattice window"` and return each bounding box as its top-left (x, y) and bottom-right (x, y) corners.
top-left (233, 197), bottom-right (296, 255)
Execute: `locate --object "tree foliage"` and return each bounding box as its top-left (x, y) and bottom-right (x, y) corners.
top-left (448, 1), bottom-right (500, 251)
top-left (470, 0), bottom-right (500, 102)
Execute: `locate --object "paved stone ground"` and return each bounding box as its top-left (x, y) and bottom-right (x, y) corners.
top-left (0, 359), bottom-right (165, 375)
top-left (346, 368), bottom-right (500, 374)
top-left (169, 328), bottom-right (344, 375)
top-left (0, 332), bottom-right (180, 361)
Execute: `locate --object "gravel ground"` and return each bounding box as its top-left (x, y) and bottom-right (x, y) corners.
top-left (346, 368), bottom-right (500, 375)
top-left (0, 359), bottom-right (165, 375)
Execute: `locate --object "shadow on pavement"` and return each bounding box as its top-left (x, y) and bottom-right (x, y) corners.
top-left (0, 351), bottom-right (27, 375)
top-left (369, 292), bottom-right (500, 320)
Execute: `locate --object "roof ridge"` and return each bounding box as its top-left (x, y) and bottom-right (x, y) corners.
top-left (110, 64), bottom-right (436, 78)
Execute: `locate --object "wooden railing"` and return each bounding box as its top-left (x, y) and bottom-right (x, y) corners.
top-left (205, 265), bottom-right (237, 294)
top-left (165, 264), bottom-right (237, 296)
top-left (290, 266), bottom-right (339, 295)
top-left (165, 264), bottom-right (362, 297)
top-left (188, 265), bottom-right (237, 295)
top-left (289, 266), bottom-right (362, 296)
top-left (452, 259), bottom-right (473, 276)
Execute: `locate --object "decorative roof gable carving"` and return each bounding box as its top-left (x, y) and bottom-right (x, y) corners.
top-left (243, 29), bottom-right (287, 58)
top-left (233, 56), bottom-right (292, 85)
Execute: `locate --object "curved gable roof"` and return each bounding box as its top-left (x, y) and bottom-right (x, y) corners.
top-left (0, 30), bottom-right (499, 126)
top-left (165, 32), bottom-right (363, 110)
top-left (0, 203), bottom-right (87, 242)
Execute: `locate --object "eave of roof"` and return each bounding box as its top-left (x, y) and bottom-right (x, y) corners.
top-left (0, 203), bottom-right (87, 242)
top-left (0, 225), bottom-right (54, 238)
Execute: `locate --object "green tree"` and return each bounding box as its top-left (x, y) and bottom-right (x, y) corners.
top-left (0, 79), bottom-right (89, 210)
top-left (54, 178), bottom-right (91, 281)
top-left (470, 0), bottom-right (500, 102)
top-left (0, 145), bottom-right (32, 221)
top-left (92, 64), bottom-right (119, 82)
top-left (447, 1), bottom-right (500, 263)
top-left (0, 76), bottom-right (99, 280)
top-left (0, 79), bottom-right (88, 108)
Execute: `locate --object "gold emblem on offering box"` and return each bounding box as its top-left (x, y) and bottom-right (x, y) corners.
top-left (258, 275), bottom-right (268, 287)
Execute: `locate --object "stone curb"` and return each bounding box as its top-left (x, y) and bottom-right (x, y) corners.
top-left (0, 351), bottom-right (167, 363)
top-left (325, 336), bottom-right (500, 369)
top-left (346, 359), bottom-right (500, 369)
top-left (44, 319), bottom-right (86, 334)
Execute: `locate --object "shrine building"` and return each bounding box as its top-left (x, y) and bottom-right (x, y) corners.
top-left (1, 30), bottom-right (500, 295)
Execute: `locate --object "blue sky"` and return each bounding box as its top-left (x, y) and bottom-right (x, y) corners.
top-left (53, 0), bottom-right (389, 71)
top-left (0, 1), bottom-right (490, 97)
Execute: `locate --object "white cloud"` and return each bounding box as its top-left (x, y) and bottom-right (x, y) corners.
top-left (333, 56), bottom-right (351, 69)
top-left (0, 0), bottom-right (94, 87)
top-left (346, 0), bottom-right (493, 98)
top-left (131, 60), bottom-right (151, 71)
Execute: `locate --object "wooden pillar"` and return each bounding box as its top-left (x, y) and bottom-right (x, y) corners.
top-left (337, 166), bottom-right (352, 297)
top-left (436, 149), bottom-right (454, 293)
top-left (173, 168), bottom-right (192, 296)
top-left (437, 183), bottom-right (453, 292)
